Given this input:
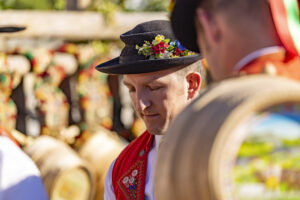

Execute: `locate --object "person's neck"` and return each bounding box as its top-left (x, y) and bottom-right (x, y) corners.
top-left (226, 31), bottom-right (281, 77)
top-left (234, 46), bottom-right (284, 71)
top-left (152, 134), bottom-right (164, 152)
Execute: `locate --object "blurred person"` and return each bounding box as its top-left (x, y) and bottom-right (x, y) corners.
top-left (0, 26), bottom-right (48, 200)
top-left (95, 20), bottom-right (203, 200)
top-left (171, 0), bottom-right (300, 82)
top-left (151, 0), bottom-right (300, 199)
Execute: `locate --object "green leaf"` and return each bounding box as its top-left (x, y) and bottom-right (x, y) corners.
top-left (167, 46), bottom-right (174, 51)
top-left (164, 38), bottom-right (170, 43)
top-left (152, 40), bottom-right (158, 46)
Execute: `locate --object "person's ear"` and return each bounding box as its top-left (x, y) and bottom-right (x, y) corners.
top-left (195, 8), bottom-right (220, 45)
top-left (186, 72), bottom-right (201, 99)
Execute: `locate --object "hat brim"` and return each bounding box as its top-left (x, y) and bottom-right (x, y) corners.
top-left (95, 54), bottom-right (202, 74)
top-left (0, 26), bottom-right (26, 33)
top-left (171, 0), bottom-right (200, 53)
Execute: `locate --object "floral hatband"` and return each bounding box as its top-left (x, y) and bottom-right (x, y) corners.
top-left (136, 35), bottom-right (195, 60)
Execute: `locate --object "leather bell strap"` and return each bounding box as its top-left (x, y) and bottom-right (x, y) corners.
top-left (269, 0), bottom-right (300, 56)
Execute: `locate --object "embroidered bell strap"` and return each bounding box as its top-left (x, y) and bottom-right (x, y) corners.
top-left (239, 51), bottom-right (300, 81)
top-left (112, 131), bottom-right (154, 200)
top-left (0, 127), bottom-right (20, 147)
top-left (269, 0), bottom-right (300, 56)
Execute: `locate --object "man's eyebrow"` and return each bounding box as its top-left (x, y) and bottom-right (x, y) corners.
top-left (123, 78), bottom-right (163, 87)
top-left (123, 80), bottom-right (132, 87)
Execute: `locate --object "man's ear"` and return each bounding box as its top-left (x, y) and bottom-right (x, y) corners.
top-left (186, 72), bottom-right (201, 99)
top-left (195, 8), bottom-right (220, 45)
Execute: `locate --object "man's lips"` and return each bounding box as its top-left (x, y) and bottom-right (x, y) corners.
top-left (142, 114), bottom-right (159, 120)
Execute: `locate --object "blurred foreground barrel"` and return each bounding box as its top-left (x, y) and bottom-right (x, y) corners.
top-left (155, 75), bottom-right (300, 200)
top-left (79, 127), bottom-right (128, 200)
top-left (24, 136), bottom-right (95, 200)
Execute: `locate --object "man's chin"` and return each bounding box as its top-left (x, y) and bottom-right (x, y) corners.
top-left (146, 126), bottom-right (167, 135)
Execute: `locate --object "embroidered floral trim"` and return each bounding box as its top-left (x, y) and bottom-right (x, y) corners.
top-left (118, 160), bottom-right (144, 200)
top-left (122, 169), bottom-right (139, 198)
top-left (136, 35), bottom-right (195, 60)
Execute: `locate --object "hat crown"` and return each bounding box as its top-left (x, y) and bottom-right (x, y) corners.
top-left (120, 20), bottom-right (176, 45)
top-left (119, 20), bottom-right (176, 64)
top-left (95, 20), bottom-right (202, 74)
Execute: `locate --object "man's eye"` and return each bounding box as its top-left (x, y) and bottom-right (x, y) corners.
top-left (128, 88), bottom-right (135, 93)
top-left (149, 86), bottom-right (163, 91)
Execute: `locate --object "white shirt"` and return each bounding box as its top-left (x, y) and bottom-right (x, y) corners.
top-left (234, 46), bottom-right (284, 72)
top-left (0, 136), bottom-right (48, 200)
top-left (104, 135), bottom-right (162, 200)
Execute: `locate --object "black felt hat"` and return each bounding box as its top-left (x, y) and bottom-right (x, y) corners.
top-left (95, 20), bottom-right (202, 74)
top-left (171, 0), bottom-right (200, 53)
top-left (0, 26), bottom-right (25, 33)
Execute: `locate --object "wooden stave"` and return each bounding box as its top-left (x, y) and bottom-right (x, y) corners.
top-left (155, 75), bottom-right (300, 200)
top-left (79, 127), bottom-right (128, 200)
top-left (24, 135), bottom-right (96, 200)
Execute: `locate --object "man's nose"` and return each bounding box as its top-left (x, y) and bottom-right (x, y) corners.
top-left (136, 93), bottom-right (151, 112)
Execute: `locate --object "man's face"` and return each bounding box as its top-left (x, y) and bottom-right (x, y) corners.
top-left (123, 68), bottom-right (189, 135)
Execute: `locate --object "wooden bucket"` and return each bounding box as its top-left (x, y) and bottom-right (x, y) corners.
top-left (79, 127), bottom-right (128, 200)
top-left (154, 75), bottom-right (300, 200)
top-left (23, 135), bottom-right (96, 200)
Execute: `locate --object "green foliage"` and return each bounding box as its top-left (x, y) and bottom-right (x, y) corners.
top-left (0, 0), bottom-right (66, 10)
top-left (92, 40), bottom-right (109, 55)
top-left (54, 0), bottom-right (66, 10)
top-left (282, 138), bottom-right (300, 147)
top-left (92, 0), bottom-right (168, 12)
top-left (238, 141), bottom-right (274, 157)
top-left (0, 0), bottom-right (169, 12)
top-left (143, 0), bottom-right (168, 11)
top-left (234, 164), bottom-right (260, 183)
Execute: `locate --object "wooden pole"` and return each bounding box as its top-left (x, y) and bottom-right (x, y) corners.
top-left (67, 0), bottom-right (78, 10)
top-left (0, 11), bottom-right (168, 40)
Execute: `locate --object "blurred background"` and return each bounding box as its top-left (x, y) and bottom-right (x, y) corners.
top-left (0, 1), bottom-right (170, 200)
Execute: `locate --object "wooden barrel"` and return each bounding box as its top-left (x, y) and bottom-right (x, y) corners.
top-left (79, 127), bottom-right (128, 200)
top-left (24, 135), bottom-right (96, 200)
top-left (155, 75), bottom-right (300, 200)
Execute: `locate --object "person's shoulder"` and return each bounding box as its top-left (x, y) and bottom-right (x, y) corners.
top-left (0, 136), bottom-right (41, 177)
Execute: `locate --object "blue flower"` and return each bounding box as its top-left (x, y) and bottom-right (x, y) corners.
top-left (133, 185), bottom-right (137, 190)
top-left (175, 40), bottom-right (186, 51)
top-left (170, 41), bottom-right (175, 46)
top-left (129, 185), bottom-right (132, 190)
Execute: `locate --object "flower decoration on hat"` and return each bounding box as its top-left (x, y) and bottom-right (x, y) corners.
top-left (136, 35), bottom-right (195, 60)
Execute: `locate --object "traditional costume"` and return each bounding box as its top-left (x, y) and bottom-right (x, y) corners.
top-left (95, 20), bottom-right (202, 200)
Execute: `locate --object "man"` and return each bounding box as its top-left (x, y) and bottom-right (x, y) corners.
top-left (170, 0), bottom-right (300, 82)
top-left (0, 26), bottom-right (48, 200)
top-left (95, 20), bottom-right (203, 200)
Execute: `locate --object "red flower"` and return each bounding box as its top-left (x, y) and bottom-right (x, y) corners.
top-left (159, 41), bottom-right (168, 48)
top-left (152, 41), bottom-right (168, 55)
top-left (174, 48), bottom-right (183, 56)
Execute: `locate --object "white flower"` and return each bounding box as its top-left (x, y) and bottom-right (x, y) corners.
top-left (129, 177), bottom-right (135, 184)
top-left (132, 169), bottom-right (138, 177)
top-left (122, 177), bottom-right (129, 184)
top-left (160, 51), bottom-right (172, 59)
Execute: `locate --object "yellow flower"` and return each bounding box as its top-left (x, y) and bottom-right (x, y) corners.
top-left (155, 35), bottom-right (165, 43)
top-left (265, 176), bottom-right (279, 189)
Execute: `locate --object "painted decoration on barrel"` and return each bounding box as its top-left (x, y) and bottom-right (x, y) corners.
top-left (231, 103), bottom-right (300, 199)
